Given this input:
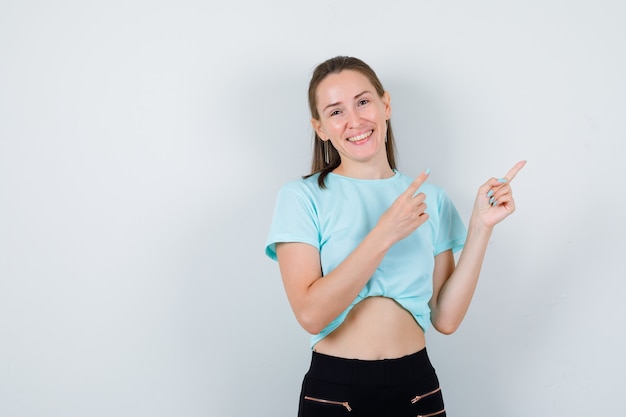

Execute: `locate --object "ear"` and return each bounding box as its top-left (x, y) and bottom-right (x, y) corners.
top-left (311, 118), bottom-right (328, 141)
top-left (382, 91), bottom-right (392, 120)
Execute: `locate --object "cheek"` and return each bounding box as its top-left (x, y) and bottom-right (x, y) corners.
top-left (378, 105), bottom-right (390, 120)
top-left (324, 120), bottom-right (344, 134)
top-left (362, 106), bottom-right (385, 121)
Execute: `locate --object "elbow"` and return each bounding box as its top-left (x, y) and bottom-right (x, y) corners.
top-left (432, 318), bottom-right (461, 335)
top-left (296, 311), bottom-right (327, 335)
top-left (435, 323), bottom-right (459, 335)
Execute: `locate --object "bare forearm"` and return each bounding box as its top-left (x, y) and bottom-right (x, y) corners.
top-left (279, 170), bottom-right (432, 335)
top-left (430, 161), bottom-right (526, 334)
top-left (298, 227), bottom-right (393, 334)
top-left (432, 219), bottom-right (493, 334)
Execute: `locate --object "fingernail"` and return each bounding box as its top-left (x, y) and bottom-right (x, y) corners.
top-left (425, 168), bottom-right (431, 176)
top-left (492, 200), bottom-right (498, 206)
top-left (498, 178), bottom-right (508, 183)
top-left (487, 190), bottom-right (494, 198)
top-left (489, 196), bottom-right (495, 204)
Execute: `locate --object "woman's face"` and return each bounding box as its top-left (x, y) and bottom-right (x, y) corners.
top-left (312, 70), bottom-right (391, 172)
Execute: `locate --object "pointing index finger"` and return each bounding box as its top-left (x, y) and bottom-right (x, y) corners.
top-left (503, 160), bottom-right (527, 182)
top-left (404, 168), bottom-right (430, 197)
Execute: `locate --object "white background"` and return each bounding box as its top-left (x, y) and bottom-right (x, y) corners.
top-left (1, 1), bottom-right (625, 416)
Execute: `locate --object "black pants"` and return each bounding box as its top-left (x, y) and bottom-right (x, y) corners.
top-left (298, 348), bottom-right (446, 417)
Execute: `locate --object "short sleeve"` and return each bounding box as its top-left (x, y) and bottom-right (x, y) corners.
top-left (265, 182), bottom-right (321, 261)
top-left (433, 189), bottom-right (467, 255)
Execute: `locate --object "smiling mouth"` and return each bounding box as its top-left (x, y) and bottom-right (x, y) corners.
top-left (347, 130), bottom-right (373, 142)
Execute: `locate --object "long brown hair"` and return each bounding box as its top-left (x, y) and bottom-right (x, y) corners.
top-left (305, 56), bottom-right (398, 188)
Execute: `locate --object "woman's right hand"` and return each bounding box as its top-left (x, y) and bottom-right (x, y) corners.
top-left (277, 169), bottom-right (432, 334)
top-left (376, 169), bottom-right (431, 246)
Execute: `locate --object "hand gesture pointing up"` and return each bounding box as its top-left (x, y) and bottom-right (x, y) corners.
top-left (473, 160), bottom-right (527, 228)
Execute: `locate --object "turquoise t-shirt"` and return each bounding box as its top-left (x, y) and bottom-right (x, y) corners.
top-left (265, 170), bottom-right (467, 348)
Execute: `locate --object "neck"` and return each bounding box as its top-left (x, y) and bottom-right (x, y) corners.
top-left (333, 162), bottom-right (395, 180)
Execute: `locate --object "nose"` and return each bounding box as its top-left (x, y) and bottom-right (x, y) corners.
top-left (346, 109), bottom-right (361, 128)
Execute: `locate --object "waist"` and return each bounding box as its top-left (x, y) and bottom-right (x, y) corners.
top-left (313, 296), bottom-right (426, 360)
top-left (308, 347), bottom-right (435, 386)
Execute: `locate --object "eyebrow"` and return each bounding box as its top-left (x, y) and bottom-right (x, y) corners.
top-left (322, 90), bottom-right (373, 113)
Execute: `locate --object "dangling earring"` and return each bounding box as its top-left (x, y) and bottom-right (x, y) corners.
top-left (385, 120), bottom-right (389, 142)
top-left (324, 140), bottom-right (330, 164)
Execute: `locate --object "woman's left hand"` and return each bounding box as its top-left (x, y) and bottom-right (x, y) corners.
top-left (472, 160), bottom-right (527, 228)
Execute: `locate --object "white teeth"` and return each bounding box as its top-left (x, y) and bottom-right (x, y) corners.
top-left (347, 131), bottom-right (373, 142)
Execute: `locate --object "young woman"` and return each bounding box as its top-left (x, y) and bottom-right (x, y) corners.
top-left (266, 56), bottom-right (525, 417)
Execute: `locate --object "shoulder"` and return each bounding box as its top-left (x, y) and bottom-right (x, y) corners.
top-left (279, 174), bottom-right (323, 196)
top-left (273, 174), bottom-right (327, 210)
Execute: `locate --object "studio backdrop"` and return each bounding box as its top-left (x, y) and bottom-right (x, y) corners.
top-left (1, 1), bottom-right (624, 416)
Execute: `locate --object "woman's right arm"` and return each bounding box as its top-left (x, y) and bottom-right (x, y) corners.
top-left (276, 170), bottom-right (431, 334)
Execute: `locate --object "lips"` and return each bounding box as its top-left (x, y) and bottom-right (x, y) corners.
top-left (347, 130), bottom-right (373, 142)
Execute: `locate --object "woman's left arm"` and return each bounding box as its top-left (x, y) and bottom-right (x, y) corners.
top-left (429, 160), bottom-right (527, 334)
